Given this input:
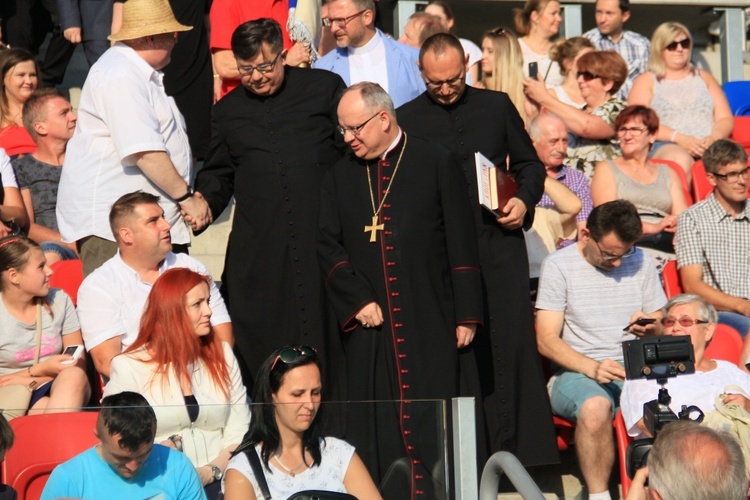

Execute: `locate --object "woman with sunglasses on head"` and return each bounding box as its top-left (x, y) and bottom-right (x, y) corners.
top-left (104, 268), bottom-right (250, 499)
top-left (223, 346), bottom-right (381, 500)
top-left (523, 50), bottom-right (628, 179)
top-left (621, 294), bottom-right (750, 439)
top-left (590, 105), bottom-right (688, 273)
top-left (628, 22), bottom-right (733, 185)
top-left (477, 27), bottom-right (537, 127)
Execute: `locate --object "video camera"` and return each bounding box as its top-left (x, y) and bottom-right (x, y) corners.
top-left (622, 335), bottom-right (704, 478)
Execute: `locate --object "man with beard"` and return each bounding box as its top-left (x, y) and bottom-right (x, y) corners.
top-left (397, 33), bottom-right (558, 468)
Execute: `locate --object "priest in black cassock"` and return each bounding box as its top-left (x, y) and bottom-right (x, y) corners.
top-left (398, 33), bottom-right (559, 467)
top-left (194, 19), bottom-right (346, 383)
top-left (318, 82), bottom-right (484, 498)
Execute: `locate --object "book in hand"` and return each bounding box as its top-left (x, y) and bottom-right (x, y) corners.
top-left (475, 151), bottom-right (519, 216)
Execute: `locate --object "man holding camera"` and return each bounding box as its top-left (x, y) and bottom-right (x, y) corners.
top-left (536, 200), bottom-right (667, 500)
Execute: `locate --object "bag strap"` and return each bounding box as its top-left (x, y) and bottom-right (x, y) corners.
top-left (244, 446), bottom-right (272, 500)
top-left (32, 300), bottom-right (43, 365)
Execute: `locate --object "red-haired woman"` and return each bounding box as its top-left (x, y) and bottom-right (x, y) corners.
top-left (104, 268), bottom-right (250, 499)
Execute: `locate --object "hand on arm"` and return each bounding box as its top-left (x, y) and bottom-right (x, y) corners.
top-left (456, 324), bottom-right (477, 348)
top-left (63, 27), bottom-right (82, 43)
top-left (355, 302), bottom-right (384, 328)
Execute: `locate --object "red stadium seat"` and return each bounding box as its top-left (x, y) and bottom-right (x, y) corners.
top-left (691, 160), bottom-right (713, 203)
top-left (730, 116), bottom-right (750, 154)
top-left (49, 259), bottom-right (84, 306)
top-left (705, 324), bottom-right (744, 364)
top-left (614, 410), bottom-right (633, 498)
top-left (661, 260), bottom-right (683, 299)
top-left (652, 159), bottom-right (692, 205)
top-left (1, 412), bottom-right (99, 500)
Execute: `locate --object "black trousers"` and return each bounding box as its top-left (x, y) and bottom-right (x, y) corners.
top-left (1, 0), bottom-right (76, 86)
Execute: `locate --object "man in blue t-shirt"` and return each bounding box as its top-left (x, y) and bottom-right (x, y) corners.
top-left (42, 392), bottom-right (205, 500)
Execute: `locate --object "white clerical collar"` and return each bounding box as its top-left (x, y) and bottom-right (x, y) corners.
top-left (348, 29), bottom-right (382, 56)
top-left (380, 129), bottom-right (403, 159)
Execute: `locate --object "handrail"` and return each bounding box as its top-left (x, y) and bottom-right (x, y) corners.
top-left (479, 451), bottom-right (546, 500)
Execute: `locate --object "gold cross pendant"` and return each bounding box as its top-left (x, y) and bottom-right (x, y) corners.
top-left (364, 215), bottom-right (384, 242)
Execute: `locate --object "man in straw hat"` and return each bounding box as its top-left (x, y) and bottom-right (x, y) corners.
top-left (56, 0), bottom-right (212, 277)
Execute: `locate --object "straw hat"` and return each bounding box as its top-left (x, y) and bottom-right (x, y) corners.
top-left (109, 0), bottom-right (193, 42)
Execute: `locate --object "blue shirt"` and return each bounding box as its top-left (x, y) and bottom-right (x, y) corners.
top-left (41, 444), bottom-right (206, 500)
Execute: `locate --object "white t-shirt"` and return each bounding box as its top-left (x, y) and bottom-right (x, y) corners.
top-left (224, 438), bottom-right (355, 498)
top-left (519, 38), bottom-right (564, 87)
top-left (621, 360), bottom-right (750, 438)
top-left (77, 251), bottom-right (230, 350)
top-left (536, 244), bottom-right (667, 363)
top-left (0, 289), bottom-right (79, 376)
top-left (56, 43), bottom-right (192, 245)
top-left (0, 148), bottom-right (18, 189)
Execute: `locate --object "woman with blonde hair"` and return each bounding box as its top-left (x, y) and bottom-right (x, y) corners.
top-left (478, 27), bottom-right (535, 126)
top-left (105, 268), bottom-right (250, 499)
top-left (514, 0), bottom-right (564, 86)
top-left (629, 22), bottom-right (733, 184)
top-left (548, 36), bottom-right (595, 108)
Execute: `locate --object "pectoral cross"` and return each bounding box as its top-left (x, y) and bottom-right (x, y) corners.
top-left (364, 215), bottom-right (384, 243)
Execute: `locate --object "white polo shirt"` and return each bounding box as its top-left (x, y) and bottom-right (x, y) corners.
top-left (56, 43), bottom-right (192, 245)
top-left (77, 251), bottom-right (231, 351)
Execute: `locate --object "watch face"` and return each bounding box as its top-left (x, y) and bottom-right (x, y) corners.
top-left (212, 466), bottom-right (223, 481)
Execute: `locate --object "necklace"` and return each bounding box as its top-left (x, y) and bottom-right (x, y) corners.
top-left (364, 133), bottom-right (408, 243)
top-left (274, 453), bottom-right (306, 477)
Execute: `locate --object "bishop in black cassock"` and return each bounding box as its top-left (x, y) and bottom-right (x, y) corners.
top-left (318, 82), bottom-right (483, 498)
top-left (398, 34), bottom-right (559, 467)
top-left (195, 20), bottom-right (346, 383)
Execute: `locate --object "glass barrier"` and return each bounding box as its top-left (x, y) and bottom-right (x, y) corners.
top-left (1, 400), bottom-right (450, 500)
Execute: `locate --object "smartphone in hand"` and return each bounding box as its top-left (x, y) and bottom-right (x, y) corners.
top-left (61, 345), bottom-right (84, 365)
top-left (528, 62), bottom-right (539, 80)
top-left (623, 317), bottom-right (657, 332)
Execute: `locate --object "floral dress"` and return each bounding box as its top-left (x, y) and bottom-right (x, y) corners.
top-left (564, 97), bottom-right (626, 180)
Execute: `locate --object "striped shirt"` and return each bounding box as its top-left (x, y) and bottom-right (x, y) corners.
top-left (675, 193), bottom-right (750, 299)
top-left (583, 28), bottom-right (650, 100)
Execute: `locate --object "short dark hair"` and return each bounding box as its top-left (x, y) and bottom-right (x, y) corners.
top-left (109, 191), bottom-right (161, 240)
top-left (231, 18), bottom-right (283, 61)
top-left (616, 0), bottom-right (630, 13)
top-left (614, 105), bottom-right (659, 136)
top-left (234, 346), bottom-right (325, 471)
top-left (22, 88), bottom-right (67, 141)
top-left (587, 200), bottom-right (642, 243)
top-left (98, 392), bottom-right (156, 451)
top-left (0, 412), bottom-right (14, 457)
top-left (702, 139), bottom-right (748, 175)
top-left (419, 33), bottom-right (465, 64)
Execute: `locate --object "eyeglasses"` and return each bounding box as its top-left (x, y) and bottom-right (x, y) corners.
top-left (337, 111), bottom-right (380, 136)
top-left (323, 9), bottom-right (366, 27)
top-left (711, 167), bottom-right (749, 183)
top-left (617, 126), bottom-right (648, 137)
top-left (237, 52), bottom-right (282, 76)
top-left (661, 317), bottom-right (708, 328)
top-left (424, 74), bottom-right (464, 90)
top-left (576, 71), bottom-right (600, 82)
top-left (270, 346), bottom-right (318, 372)
top-left (594, 239), bottom-right (636, 261)
top-left (665, 39), bottom-right (690, 51)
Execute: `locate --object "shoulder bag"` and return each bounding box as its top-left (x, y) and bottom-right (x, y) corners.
top-left (243, 447), bottom-right (358, 500)
top-left (0, 302), bottom-right (43, 419)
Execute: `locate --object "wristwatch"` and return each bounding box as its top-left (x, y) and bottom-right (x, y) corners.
top-left (210, 464), bottom-right (223, 482)
top-left (174, 187), bottom-right (194, 203)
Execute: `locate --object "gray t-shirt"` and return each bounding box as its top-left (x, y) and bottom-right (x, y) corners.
top-left (536, 244), bottom-right (667, 363)
top-left (0, 288), bottom-right (80, 376)
top-left (12, 154), bottom-right (62, 232)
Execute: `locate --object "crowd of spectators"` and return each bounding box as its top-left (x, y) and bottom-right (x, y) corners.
top-left (0, 0), bottom-right (748, 498)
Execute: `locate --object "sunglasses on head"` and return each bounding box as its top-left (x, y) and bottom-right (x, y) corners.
top-left (665, 39), bottom-right (690, 51)
top-left (270, 346), bottom-right (317, 372)
top-left (577, 70), bottom-right (600, 82)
